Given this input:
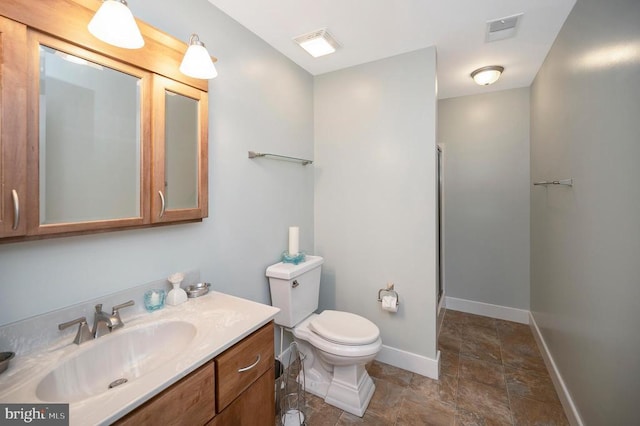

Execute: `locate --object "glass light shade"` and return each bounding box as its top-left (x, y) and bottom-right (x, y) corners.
top-left (88, 0), bottom-right (144, 49)
top-left (179, 35), bottom-right (218, 79)
top-left (294, 29), bottom-right (339, 58)
top-left (299, 37), bottom-right (336, 58)
top-left (471, 66), bottom-right (504, 86)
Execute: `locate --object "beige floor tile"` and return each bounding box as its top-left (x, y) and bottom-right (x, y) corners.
top-left (496, 320), bottom-right (532, 340)
top-left (367, 360), bottom-right (413, 387)
top-left (454, 406), bottom-right (512, 426)
top-left (405, 373), bottom-right (458, 406)
top-left (301, 392), bottom-right (343, 426)
top-left (441, 320), bottom-right (465, 338)
top-left (336, 410), bottom-right (394, 425)
top-left (501, 345), bottom-right (547, 373)
top-left (510, 396), bottom-right (569, 426)
top-left (439, 332), bottom-right (462, 353)
top-left (499, 330), bottom-right (538, 351)
top-left (456, 378), bottom-right (512, 425)
top-left (396, 397), bottom-right (455, 426)
top-left (440, 350), bottom-right (460, 377)
top-left (444, 309), bottom-right (468, 325)
top-left (363, 378), bottom-right (404, 422)
top-left (460, 335), bottom-right (502, 364)
top-left (463, 312), bottom-right (497, 330)
top-left (505, 367), bottom-right (561, 404)
top-left (463, 323), bottom-right (500, 344)
top-left (459, 355), bottom-right (506, 389)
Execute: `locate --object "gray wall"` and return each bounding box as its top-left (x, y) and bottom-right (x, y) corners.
top-left (0, 0), bottom-right (314, 326)
top-left (439, 88), bottom-right (530, 310)
top-left (530, 0), bottom-right (640, 424)
top-left (314, 48), bottom-right (439, 360)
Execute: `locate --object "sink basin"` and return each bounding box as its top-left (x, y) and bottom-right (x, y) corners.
top-left (36, 320), bottom-right (196, 403)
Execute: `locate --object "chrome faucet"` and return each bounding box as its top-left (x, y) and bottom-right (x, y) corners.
top-left (92, 300), bottom-right (135, 338)
top-left (58, 317), bottom-right (93, 345)
top-left (59, 300), bottom-right (135, 344)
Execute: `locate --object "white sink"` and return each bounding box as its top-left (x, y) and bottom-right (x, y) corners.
top-left (36, 320), bottom-right (197, 403)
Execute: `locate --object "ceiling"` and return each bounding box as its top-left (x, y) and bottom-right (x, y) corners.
top-left (207, 0), bottom-right (576, 99)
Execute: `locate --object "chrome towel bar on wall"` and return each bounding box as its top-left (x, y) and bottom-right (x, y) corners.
top-left (533, 178), bottom-right (573, 187)
top-left (248, 151), bottom-right (313, 166)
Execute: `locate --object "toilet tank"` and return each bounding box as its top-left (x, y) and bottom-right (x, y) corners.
top-left (266, 255), bottom-right (324, 328)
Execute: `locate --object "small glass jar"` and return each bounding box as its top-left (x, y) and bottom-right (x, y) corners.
top-left (144, 289), bottom-right (165, 312)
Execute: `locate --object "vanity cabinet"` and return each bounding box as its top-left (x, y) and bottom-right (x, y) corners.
top-left (114, 322), bottom-right (275, 426)
top-left (0, 0), bottom-right (211, 242)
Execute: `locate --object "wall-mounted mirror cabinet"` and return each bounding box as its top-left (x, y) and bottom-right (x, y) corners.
top-left (0, 0), bottom-right (210, 242)
top-left (0, 16), bottom-right (28, 238)
top-left (152, 76), bottom-right (208, 223)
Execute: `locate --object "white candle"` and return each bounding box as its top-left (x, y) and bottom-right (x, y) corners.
top-left (150, 291), bottom-right (159, 305)
top-left (288, 226), bottom-right (299, 255)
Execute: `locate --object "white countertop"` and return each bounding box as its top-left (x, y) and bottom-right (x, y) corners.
top-left (0, 291), bottom-right (279, 425)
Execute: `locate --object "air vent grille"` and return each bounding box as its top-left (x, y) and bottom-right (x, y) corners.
top-left (486, 13), bottom-right (523, 42)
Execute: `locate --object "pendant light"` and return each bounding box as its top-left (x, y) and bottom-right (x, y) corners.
top-left (179, 34), bottom-right (218, 80)
top-left (470, 65), bottom-right (504, 86)
top-left (88, 0), bottom-right (144, 49)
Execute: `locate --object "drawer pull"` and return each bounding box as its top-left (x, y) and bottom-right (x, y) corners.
top-left (237, 354), bottom-right (261, 373)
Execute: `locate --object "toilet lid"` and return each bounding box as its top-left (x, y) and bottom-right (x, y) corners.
top-left (308, 310), bottom-right (379, 345)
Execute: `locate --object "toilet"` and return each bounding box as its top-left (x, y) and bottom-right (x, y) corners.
top-left (266, 256), bottom-right (382, 417)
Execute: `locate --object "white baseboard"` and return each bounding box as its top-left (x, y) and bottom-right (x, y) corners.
top-left (529, 313), bottom-right (583, 426)
top-left (375, 345), bottom-right (440, 380)
top-left (444, 296), bottom-right (530, 324)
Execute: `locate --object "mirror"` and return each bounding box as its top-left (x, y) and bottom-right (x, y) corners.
top-left (164, 90), bottom-right (198, 210)
top-left (38, 45), bottom-right (141, 224)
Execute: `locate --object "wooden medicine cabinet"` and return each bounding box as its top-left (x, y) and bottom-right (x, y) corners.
top-left (0, 0), bottom-right (211, 242)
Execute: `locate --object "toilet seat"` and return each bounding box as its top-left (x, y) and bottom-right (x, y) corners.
top-left (293, 313), bottom-right (382, 358)
top-left (309, 310), bottom-right (380, 345)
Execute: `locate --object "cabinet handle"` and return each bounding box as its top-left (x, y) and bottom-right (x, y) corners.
top-left (238, 354), bottom-right (261, 373)
top-left (11, 189), bottom-right (19, 230)
top-left (158, 190), bottom-right (165, 218)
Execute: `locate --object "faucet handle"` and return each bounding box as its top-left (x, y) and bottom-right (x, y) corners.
top-left (58, 317), bottom-right (93, 345)
top-left (112, 300), bottom-right (135, 314)
top-left (111, 300), bottom-right (135, 330)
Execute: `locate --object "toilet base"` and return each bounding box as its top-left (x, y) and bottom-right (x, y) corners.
top-left (324, 364), bottom-right (375, 417)
top-left (296, 340), bottom-right (376, 417)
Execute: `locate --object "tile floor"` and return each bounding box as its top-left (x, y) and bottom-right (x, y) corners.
top-left (278, 309), bottom-right (569, 425)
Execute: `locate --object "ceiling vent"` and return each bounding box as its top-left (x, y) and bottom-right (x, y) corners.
top-left (486, 13), bottom-right (523, 42)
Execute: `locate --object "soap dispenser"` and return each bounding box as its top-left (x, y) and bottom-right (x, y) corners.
top-left (166, 272), bottom-right (188, 306)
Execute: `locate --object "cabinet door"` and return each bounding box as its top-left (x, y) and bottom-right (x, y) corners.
top-left (0, 16), bottom-right (27, 238)
top-left (207, 368), bottom-right (274, 426)
top-left (115, 361), bottom-right (216, 426)
top-left (26, 31), bottom-right (152, 236)
top-left (151, 75), bottom-right (208, 223)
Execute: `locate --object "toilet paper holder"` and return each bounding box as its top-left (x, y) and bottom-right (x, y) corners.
top-left (377, 284), bottom-right (399, 308)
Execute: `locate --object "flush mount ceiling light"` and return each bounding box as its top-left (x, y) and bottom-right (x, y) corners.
top-left (88, 0), bottom-right (144, 49)
top-left (470, 65), bottom-right (504, 86)
top-left (179, 34), bottom-right (218, 80)
top-left (294, 28), bottom-right (339, 58)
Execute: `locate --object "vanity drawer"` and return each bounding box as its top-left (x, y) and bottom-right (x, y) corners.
top-left (215, 321), bottom-right (274, 412)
